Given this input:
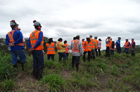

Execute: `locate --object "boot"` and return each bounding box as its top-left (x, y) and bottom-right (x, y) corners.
top-left (21, 63), bottom-right (24, 71)
top-left (76, 64), bottom-right (79, 71)
top-left (34, 68), bottom-right (38, 79)
top-left (13, 64), bottom-right (18, 68)
top-left (38, 68), bottom-right (43, 80)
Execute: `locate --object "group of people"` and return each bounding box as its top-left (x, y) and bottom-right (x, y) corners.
top-left (105, 36), bottom-right (136, 57)
top-left (5, 20), bottom-right (136, 80)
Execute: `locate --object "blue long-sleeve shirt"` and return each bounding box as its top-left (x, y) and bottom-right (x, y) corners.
top-left (28, 31), bottom-right (43, 49)
top-left (5, 29), bottom-right (24, 51)
top-left (116, 40), bottom-right (120, 47)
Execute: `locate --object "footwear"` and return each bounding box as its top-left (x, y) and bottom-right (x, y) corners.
top-left (34, 68), bottom-right (38, 79)
top-left (13, 64), bottom-right (18, 68)
top-left (38, 68), bottom-right (43, 80)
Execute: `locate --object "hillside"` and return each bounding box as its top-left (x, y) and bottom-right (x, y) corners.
top-left (0, 52), bottom-right (140, 92)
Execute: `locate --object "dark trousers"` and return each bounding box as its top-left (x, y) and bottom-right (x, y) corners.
top-left (58, 52), bottom-right (66, 61)
top-left (95, 48), bottom-right (98, 56)
top-left (72, 56), bottom-right (80, 71)
top-left (131, 49), bottom-right (135, 56)
top-left (83, 51), bottom-right (91, 62)
top-left (116, 46), bottom-right (121, 53)
top-left (106, 47), bottom-right (110, 57)
top-left (47, 54), bottom-right (54, 61)
top-left (98, 49), bottom-right (101, 56)
top-left (111, 50), bottom-right (114, 55)
top-left (32, 50), bottom-right (44, 70)
top-left (65, 53), bottom-right (69, 59)
top-left (91, 50), bottom-right (95, 59)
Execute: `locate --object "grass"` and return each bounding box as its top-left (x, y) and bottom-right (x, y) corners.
top-left (1, 51), bottom-right (140, 91)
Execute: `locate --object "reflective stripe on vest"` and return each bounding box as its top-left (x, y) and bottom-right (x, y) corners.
top-left (30, 30), bottom-right (44, 50)
top-left (47, 44), bottom-right (55, 51)
top-left (72, 40), bottom-right (80, 52)
top-left (7, 30), bottom-right (24, 46)
top-left (30, 30), bottom-right (43, 46)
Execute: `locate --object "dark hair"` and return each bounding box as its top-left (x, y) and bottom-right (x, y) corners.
top-left (112, 41), bottom-right (115, 48)
top-left (58, 38), bottom-right (62, 41)
top-left (64, 40), bottom-right (67, 44)
top-left (76, 35), bottom-right (80, 39)
top-left (86, 38), bottom-right (90, 43)
top-left (94, 36), bottom-right (97, 39)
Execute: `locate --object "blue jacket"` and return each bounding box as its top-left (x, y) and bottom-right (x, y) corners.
top-left (5, 29), bottom-right (24, 51)
top-left (28, 30), bottom-right (43, 49)
top-left (116, 40), bottom-right (120, 47)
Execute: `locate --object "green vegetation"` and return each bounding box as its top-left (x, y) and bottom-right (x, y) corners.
top-left (1, 51), bottom-right (140, 92)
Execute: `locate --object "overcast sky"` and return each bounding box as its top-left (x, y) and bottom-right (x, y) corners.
top-left (0, 0), bottom-right (140, 49)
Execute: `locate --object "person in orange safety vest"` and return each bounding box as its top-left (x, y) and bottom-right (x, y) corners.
top-left (123, 39), bottom-right (130, 54)
top-left (130, 38), bottom-right (135, 56)
top-left (83, 36), bottom-right (92, 62)
top-left (64, 40), bottom-right (69, 59)
top-left (56, 38), bottom-right (66, 61)
top-left (70, 35), bottom-right (83, 71)
top-left (105, 35), bottom-right (112, 57)
top-left (5, 20), bottom-right (26, 70)
top-left (110, 41), bottom-right (115, 55)
top-left (94, 36), bottom-right (98, 56)
top-left (46, 38), bottom-right (55, 61)
top-left (89, 35), bottom-right (96, 59)
top-left (28, 20), bottom-right (44, 80)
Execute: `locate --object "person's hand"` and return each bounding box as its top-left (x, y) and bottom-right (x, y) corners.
top-left (9, 43), bottom-right (15, 46)
top-left (24, 46), bottom-right (26, 50)
top-left (29, 47), bottom-right (34, 52)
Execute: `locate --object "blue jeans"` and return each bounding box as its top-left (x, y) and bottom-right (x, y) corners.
top-left (65, 53), bottom-right (69, 59)
top-left (11, 49), bottom-right (26, 64)
top-left (47, 54), bottom-right (55, 61)
top-left (111, 50), bottom-right (114, 55)
top-left (32, 50), bottom-right (44, 70)
top-left (124, 48), bottom-right (129, 54)
top-left (58, 52), bottom-right (66, 61)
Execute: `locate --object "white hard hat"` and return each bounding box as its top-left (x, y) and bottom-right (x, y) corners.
top-left (86, 35), bottom-right (90, 38)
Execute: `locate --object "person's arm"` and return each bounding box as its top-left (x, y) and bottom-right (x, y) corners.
top-left (5, 34), bottom-right (10, 45)
top-left (14, 31), bottom-right (23, 45)
top-left (79, 42), bottom-right (83, 56)
top-left (28, 38), bottom-right (32, 48)
top-left (33, 32), bottom-right (43, 49)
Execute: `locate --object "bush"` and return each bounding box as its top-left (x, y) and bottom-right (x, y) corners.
top-left (0, 52), bottom-right (17, 80)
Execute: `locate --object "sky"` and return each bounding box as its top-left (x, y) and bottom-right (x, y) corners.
top-left (0, 0), bottom-right (140, 49)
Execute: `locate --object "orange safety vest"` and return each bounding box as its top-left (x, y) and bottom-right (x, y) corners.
top-left (95, 39), bottom-right (98, 49)
top-left (64, 43), bottom-right (69, 53)
top-left (46, 42), bottom-right (55, 55)
top-left (111, 44), bottom-right (115, 50)
top-left (7, 30), bottom-right (24, 46)
top-left (131, 41), bottom-right (134, 47)
top-left (56, 41), bottom-right (65, 50)
top-left (82, 41), bottom-right (86, 52)
top-left (125, 41), bottom-right (130, 48)
top-left (85, 41), bottom-right (92, 51)
top-left (90, 38), bottom-right (96, 48)
top-left (30, 30), bottom-right (44, 50)
top-left (72, 40), bottom-right (80, 52)
top-left (106, 39), bottom-right (112, 47)
top-left (98, 41), bottom-right (101, 49)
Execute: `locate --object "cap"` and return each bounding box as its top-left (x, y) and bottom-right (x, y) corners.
top-left (33, 20), bottom-right (42, 27)
top-left (10, 20), bottom-right (18, 27)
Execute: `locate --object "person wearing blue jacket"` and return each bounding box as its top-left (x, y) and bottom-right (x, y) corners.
top-left (116, 37), bottom-right (121, 53)
top-left (5, 20), bottom-right (26, 70)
